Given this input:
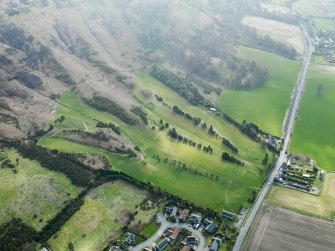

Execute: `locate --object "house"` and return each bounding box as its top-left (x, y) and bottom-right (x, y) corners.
top-left (209, 238), bottom-right (222, 251)
top-left (209, 240), bottom-right (219, 251)
top-left (181, 246), bottom-right (191, 251)
top-left (178, 209), bottom-right (189, 222)
top-left (167, 228), bottom-right (180, 241)
top-left (164, 207), bottom-right (173, 216)
top-left (320, 171), bottom-right (325, 181)
top-left (205, 222), bottom-right (217, 234)
top-left (171, 207), bottom-right (178, 218)
top-left (186, 236), bottom-right (196, 246)
top-left (154, 239), bottom-right (169, 251)
top-left (189, 214), bottom-right (202, 228)
top-left (222, 210), bottom-right (235, 220)
top-left (125, 233), bottom-right (136, 247)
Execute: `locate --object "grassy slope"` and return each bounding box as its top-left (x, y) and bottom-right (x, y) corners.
top-left (219, 47), bottom-right (301, 136)
top-left (290, 65), bottom-right (335, 170)
top-left (293, 0), bottom-right (328, 17)
top-left (0, 148), bottom-right (80, 231)
top-left (266, 173), bottom-right (335, 219)
top-left (39, 78), bottom-right (269, 212)
top-left (48, 181), bottom-right (148, 251)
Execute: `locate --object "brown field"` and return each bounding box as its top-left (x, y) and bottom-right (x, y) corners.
top-left (242, 16), bottom-right (304, 55)
top-left (266, 172), bottom-right (335, 219)
top-left (242, 204), bottom-right (335, 251)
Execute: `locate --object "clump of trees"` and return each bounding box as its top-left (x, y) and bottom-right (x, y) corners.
top-left (172, 106), bottom-right (202, 126)
top-left (150, 66), bottom-right (211, 107)
top-left (96, 121), bottom-right (121, 135)
top-left (9, 141), bottom-right (95, 187)
top-left (0, 218), bottom-right (37, 251)
top-left (131, 107), bottom-right (148, 124)
top-left (222, 138), bottom-right (238, 153)
top-left (82, 96), bottom-right (137, 125)
top-left (221, 152), bottom-right (243, 166)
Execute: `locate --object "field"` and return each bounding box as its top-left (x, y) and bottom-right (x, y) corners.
top-left (219, 47), bottom-right (301, 136)
top-left (48, 181), bottom-right (154, 251)
top-left (266, 172), bottom-right (335, 220)
top-left (242, 204), bottom-right (335, 251)
top-left (290, 64), bottom-right (335, 170)
top-left (0, 148), bottom-right (80, 231)
top-left (242, 16), bottom-right (304, 55)
top-left (38, 71), bottom-right (270, 213)
top-left (293, 0), bottom-right (335, 17)
top-left (313, 18), bottom-right (334, 33)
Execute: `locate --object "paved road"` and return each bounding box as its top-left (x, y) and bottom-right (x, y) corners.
top-left (232, 23), bottom-right (314, 251)
top-left (131, 214), bottom-right (206, 251)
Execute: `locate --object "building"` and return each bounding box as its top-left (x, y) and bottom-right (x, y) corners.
top-left (178, 209), bottom-right (189, 222)
top-left (205, 222), bottom-right (217, 234)
top-left (209, 240), bottom-right (219, 251)
top-left (189, 214), bottom-right (202, 228)
top-left (154, 239), bottom-right (169, 251)
top-left (40, 248), bottom-right (49, 251)
top-left (320, 170), bottom-right (325, 181)
top-left (181, 246), bottom-right (191, 251)
top-left (186, 236), bottom-right (196, 246)
top-left (171, 207), bottom-right (178, 218)
top-left (125, 233), bottom-right (136, 247)
top-left (167, 228), bottom-right (180, 241)
top-left (222, 210), bottom-right (235, 220)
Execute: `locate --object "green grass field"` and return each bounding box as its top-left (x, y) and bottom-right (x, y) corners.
top-left (313, 18), bottom-right (334, 33)
top-left (48, 181), bottom-right (151, 251)
top-left (219, 47), bottom-right (301, 136)
top-left (38, 73), bottom-right (270, 212)
top-left (266, 173), bottom-right (335, 219)
top-left (293, 0), bottom-right (330, 17)
top-left (290, 64), bottom-right (335, 170)
top-left (0, 148), bottom-right (80, 231)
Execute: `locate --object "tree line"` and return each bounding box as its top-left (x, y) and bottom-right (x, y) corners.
top-left (82, 95), bottom-right (137, 125)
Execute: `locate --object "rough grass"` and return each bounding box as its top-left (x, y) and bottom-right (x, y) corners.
top-left (39, 82), bottom-right (269, 212)
top-left (266, 173), bottom-right (335, 219)
top-left (219, 46), bottom-right (301, 136)
top-left (290, 65), bottom-right (335, 170)
top-left (0, 148), bottom-right (80, 231)
top-left (47, 181), bottom-right (149, 251)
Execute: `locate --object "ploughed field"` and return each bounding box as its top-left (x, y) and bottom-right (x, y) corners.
top-left (38, 71), bottom-right (270, 213)
top-left (242, 204), bottom-right (335, 251)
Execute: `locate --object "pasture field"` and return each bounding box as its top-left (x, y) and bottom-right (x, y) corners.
top-left (38, 71), bottom-right (270, 212)
top-left (266, 173), bottom-right (335, 219)
top-left (219, 47), bottom-right (301, 136)
top-left (290, 64), bottom-right (335, 170)
top-left (293, 0), bottom-right (335, 17)
top-left (242, 204), bottom-right (335, 251)
top-left (0, 148), bottom-right (80, 231)
top-left (313, 18), bottom-right (334, 33)
top-left (242, 16), bottom-right (304, 54)
top-left (47, 181), bottom-right (155, 251)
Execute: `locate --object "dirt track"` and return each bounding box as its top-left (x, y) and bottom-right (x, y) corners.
top-left (242, 204), bottom-right (335, 251)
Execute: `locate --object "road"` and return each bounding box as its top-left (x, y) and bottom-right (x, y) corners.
top-left (131, 214), bottom-right (206, 251)
top-left (232, 23), bottom-right (314, 251)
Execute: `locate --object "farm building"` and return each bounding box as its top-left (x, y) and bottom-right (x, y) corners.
top-left (222, 210), bottom-right (235, 220)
